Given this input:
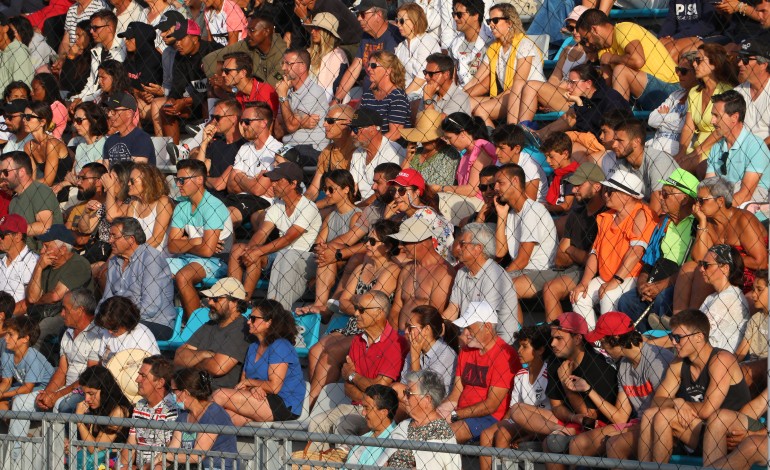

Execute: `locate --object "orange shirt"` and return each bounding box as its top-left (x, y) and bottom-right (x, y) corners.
top-left (593, 202), bottom-right (656, 282)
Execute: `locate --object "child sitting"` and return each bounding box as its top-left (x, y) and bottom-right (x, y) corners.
top-left (0, 316), bottom-right (53, 410)
top-left (540, 132), bottom-right (578, 217)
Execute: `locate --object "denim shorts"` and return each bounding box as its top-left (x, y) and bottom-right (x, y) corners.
top-left (463, 415), bottom-right (499, 440)
top-left (636, 74), bottom-right (680, 111)
top-left (167, 253), bottom-right (227, 279)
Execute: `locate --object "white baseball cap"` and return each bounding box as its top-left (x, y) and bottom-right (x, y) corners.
top-left (453, 301), bottom-right (498, 328)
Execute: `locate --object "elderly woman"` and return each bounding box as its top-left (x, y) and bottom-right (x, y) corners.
top-left (212, 300), bottom-right (305, 424)
top-left (388, 370), bottom-right (461, 470)
top-left (401, 109), bottom-right (460, 187)
top-left (395, 3), bottom-right (441, 98)
top-left (359, 51), bottom-right (410, 142)
top-left (673, 177), bottom-right (768, 313)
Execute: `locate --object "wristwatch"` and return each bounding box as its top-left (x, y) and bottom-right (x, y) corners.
top-left (335, 249), bottom-right (343, 261)
top-left (347, 372), bottom-right (356, 384)
top-left (278, 96), bottom-right (289, 103)
top-left (424, 98), bottom-right (436, 105)
top-left (450, 410), bottom-right (459, 422)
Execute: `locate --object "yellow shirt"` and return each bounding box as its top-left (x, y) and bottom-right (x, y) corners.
top-left (604, 22), bottom-right (678, 84)
top-left (687, 81), bottom-right (733, 154)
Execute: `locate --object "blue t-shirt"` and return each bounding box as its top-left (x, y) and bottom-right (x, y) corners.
top-left (103, 127), bottom-right (156, 165)
top-left (243, 338), bottom-right (305, 417)
top-left (177, 403), bottom-right (237, 470)
top-left (658, 0), bottom-right (728, 40)
top-left (170, 190), bottom-right (233, 256)
top-left (359, 88), bottom-right (410, 135)
top-left (707, 127), bottom-right (770, 192)
top-left (0, 346), bottom-right (54, 391)
top-left (357, 24), bottom-right (403, 91)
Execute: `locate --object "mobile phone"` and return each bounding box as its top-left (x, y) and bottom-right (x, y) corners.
top-left (582, 416), bottom-right (596, 430)
top-left (710, 1), bottom-right (722, 4)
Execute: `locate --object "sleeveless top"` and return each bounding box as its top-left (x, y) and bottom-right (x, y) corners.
top-left (131, 201), bottom-right (168, 252)
top-left (455, 139), bottom-right (497, 197)
top-left (326, 207), bottom-right (361, 242)
top-left (676, 347), bottom-right (751, 411)
top-left (561, 46), bottom-right (586, 78)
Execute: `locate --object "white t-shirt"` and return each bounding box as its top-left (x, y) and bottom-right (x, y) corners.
top-left (350, 138), bottom-right (402, 200)
top-left (483, 36), bottom-right (546, 85)
top-left (264, 196), bottom-right (322, 252)
top-left (395, 33), bottom-right (441, 88)
top-left (736, 79), bottom-right (770, 141)
top-left (515, 151), bottom-right (548, 202)
top-left (505, 199), bottom-right (557, 270)
top-left (233, 136), bottom-right (282, 177)
top-left (448, 30), bottom-right (493, 87)
top-left (99, 323), bottom-right (160, 364)
top-left (700, 285), bottom-right (750, 353)
top-left (0, 247), bottom-right (38, 302)
top-left (510, 365), bottom-right (550, 409)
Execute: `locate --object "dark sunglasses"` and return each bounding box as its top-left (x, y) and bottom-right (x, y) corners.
top-left (248, 315), bottom-right (264, 323)
top-left (3, 113), bottom-right (21, 120)
top-left (675, 67), bottom-right (692, 75)
top-left (239, 117), bottom-right (264, 125)
top-left (479, 183), bottom-right (494, 192)
top-left (174, 175), bottom-right (198, 185)
top-left (698, 260), bottom-right (719, 269)
top-left (0, 167), bottom-right (20, 176)
top-left (221, 67), bottom-right (240, 74)
top-left (324, 117), bottom-right (348, 125)
top-left (323, 186), bottom-right (336, 194)
top-left (739, 56), bottom-right (758, 65)
top-left (667, 331), bottom-right (699, 344)
top-left (692, 57), bottom-right (704, 65)
top-left (393, 186), bottom-right (411, 196)
top-left (349, 126), bottom-right (361, 134)
top-left (452, 11), bottom-right (466, 18)
top-left (90, 24), bottom-right (109, 31)
top-left (423, 69), bottom-right (446, 77)
top-left (210, 114), bottom-right (234, 122)
top-left (396, 18), bottom-right (407, 25)
top-left (353, 304), bottom-right (379, 313)
top-left (564, 24), bottom-right (575, 32)
top-left (486, 16), bottom-right (509, 25)
top-left (23, 114), bottom-right (40, 121)
top-left (696, 196), bottom-right (715, 205)
top-left (366, 238), bottom-right (380, 246)
top-left (73, 117), bottom-right (88, 124)
top-left (368, 63), bottom-right (381, 70)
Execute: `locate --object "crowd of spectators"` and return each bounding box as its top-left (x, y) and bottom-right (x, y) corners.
top-left (0, 0), bottom-right (765, 468)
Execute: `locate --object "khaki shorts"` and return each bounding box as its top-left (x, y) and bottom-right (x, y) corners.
top-left (509, 265), bottom-right (582, 293)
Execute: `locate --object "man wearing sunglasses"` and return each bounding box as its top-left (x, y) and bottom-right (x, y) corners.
top-left (421, 53), bottom-right (471, 117)
top-left (705, 90), bottom-right (770, 208)
top-left (638, 309), bottom-right (750, 465)
top-left (221, 52), bottom-right (278, 115)
top-left (447, 0), bottom-right (492, 88)
top-left (349, 107), bottom-right (401, 206)
top-left (734, 40), bottom-right (770, 143)
top-left (1, 99), bottom-right (30, 154)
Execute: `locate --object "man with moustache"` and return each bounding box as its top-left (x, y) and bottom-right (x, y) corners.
top-left (173, 277), bottom-right (251, 390)
top-left (1, 100), bottom-right (31, 154)
top-left (66, 162), bottom-right (108, 249)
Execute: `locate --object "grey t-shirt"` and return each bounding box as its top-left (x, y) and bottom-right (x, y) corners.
top-left (617, 343), bottom-right (674, 415)
top-left (186, 316), bottom-right (250, 390)
top-left (611, 148), bottom-right (679, 201)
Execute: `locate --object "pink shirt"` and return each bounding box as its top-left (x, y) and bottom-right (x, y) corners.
top-left (51, 101), bottom-right (68, 139)
top-left (455, 139), bottom-right (497, 198)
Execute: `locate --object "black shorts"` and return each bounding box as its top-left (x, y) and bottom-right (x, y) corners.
top-left (224, 193), bottom-right (271, 221)
top-left (266, 393), bottom-right (300, 421)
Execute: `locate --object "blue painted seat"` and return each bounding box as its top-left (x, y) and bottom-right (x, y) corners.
top-left (198, 277), bottom-right (269, 290)
top-left (609, 8), bottom-right (667, 19)
top-left (326, 314), bottom-right (353, 334)
top-left (157, 307), bottom-right (210, 351)
top-left (293, 313), bottom-right (321, 358)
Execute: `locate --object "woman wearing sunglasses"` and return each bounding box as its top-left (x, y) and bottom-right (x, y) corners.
top-left (23, 101), bottom-right (73, 195)
top-left (394, 3), bottom-right (441, 99)
top-left (212, 299), bottom-right (305, 424)
top-left (359, 50), bottom-right (410, 142)
top-left (306, 13), bottom-right (347, 102)
top-left (647, 52), bottom-right (698, 156)
top-left (304, 219), bottom-right (401, 409)
top-left (70, 102), bottom-right (108, 173)
top-left (675, 43), bottom-right (738, 175)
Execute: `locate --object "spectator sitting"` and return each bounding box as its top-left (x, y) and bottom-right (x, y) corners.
top-left (306, 13), bottom-right (348, 101)
top-left (57, 20), bottom-right (94, 99)
top-left (118, 22), bottom-right (162, 121)
top-left (542, 163), bottom-right (607, 321)
top-left (173, 277), bottom-right (251, 390)
top-left (460, 165), bottom-right (501, 226)
top-left (0, 291), bottom-right (7, 348)
top-left (225, 101), bottom-right (281, 228)
top-left (70, 9), bottom-right (126, 105)
top-left (420, 53), bottom-right (471, 117)
top-left (479, 325), bottom-right (552, 470)
top-left (348, 108), bottom-right (402, 206)
top-left (73, 365), bottom-right (133, 470)
top-left (23, 101), bottom-right (73, 193)
top-left (69, 102), bottom-right (108, 173)
top-left (646, 54), bottom-right (697, 156)
top-left (68, 162), bottom-right (109, 255)
top-left (307, 290), bottom-right (408, 453)
top-left (735, 39), bottom-right (770, 142)
top-left (443, 222), bottom-right (520, 344)
top-left (161, 368), bottom-right (237, 469)
top-left (491, 124), bottom-right (547, 202)
top-left (168, 159), bottom-right (233, 321)
top-left (658, 0), bottom-right (729, 60)
top-left (31, 74), bottom-right (67, 141)
top-left (705, 90), bottom-right (770, 207)
top-left (8, 16), bottom-right (54, 73)
top-left (638, 309), bottom-right (751, 464)
top-left (465, 3), bottom-right (545, 128)
top-left (276, 48), bottom-right (329, 165)
top-left (1, 99), bottom-right (31, 154)
top-left (221, 52), bottom-right (278, 115)
top-left (120, 355), bottom-right (178, 469)
top-left (448, 0), bottom-right (492, 89)
top-left (736, 269), bottom-right (769, 359)
top-left (570, 170), bottom-right (655, 328)
top-left (113, 0), bottom-right (148, 37)
top-left (145, 0), bottom-right (180, 52)
top-left (146, 11), bottom-right (183, 130)
top-left (395, 3), bottom-right (441, 100)
top-left (0, 15), bottom-right (32, 100)
top-left (213, 299), bottom-right (306, 424)
top-left (111, 163), bottom-right (172, 252)
top-left (389, 370), bottom-right (461, 469)
top-left (675, 44), bottom-right (738, 175)
top-left (102, 92), bottom-right (155, 166)
top-left (101, 217), bottom-right (176, 340)
top-left (436, 301), bottom-right (521, 444)
top-left (359, 51), bottom-right (410, 143)
top-left (305, 104), bottom-right (355, 204)
top-left (0, 214), bottom-right (38, 304)
top-left (565, 312), bottom-right (674, 463)
top-left (703, 387), bottom-right (769, 468)
top-left (595, 109), bottom-right (631, 177)
top-left (540, 132), bottom-right (578, 216)
top-left (616, 168), bottom-right (698, 330)
top-left (401, 110), bottom-right (460, 188)
top-left (575, 9), bottom-right (679, 111)
top-left (228, 161), bottom-right (321, 307)
top-left (57, 0), bottom-right (108, 58)
top-left (95, 296), bottom-right (160, 364)
top-left (203, 0), bottom-right (246, 46)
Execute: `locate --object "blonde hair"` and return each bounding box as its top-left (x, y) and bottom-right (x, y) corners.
top-left (490, 3), bottom-right (525, 39)
top-left (308, 28), bottom-right (340, 76)
top-left (397, 3), bottom-right (428, 36)
top-left (371, 51), bottom-right (406, 89)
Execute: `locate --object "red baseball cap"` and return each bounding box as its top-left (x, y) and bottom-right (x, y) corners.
top-left (585, 311), bottom-right (634, 343)
top-left (552, 312), bottom-right (588, 336)
top-left (0, 214), bottom-right (27, 234)
top-left (388, 169), bottom-right (425, 195)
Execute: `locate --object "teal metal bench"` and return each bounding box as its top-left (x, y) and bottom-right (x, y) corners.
top-left (609, 8), bottom-right (667, 19)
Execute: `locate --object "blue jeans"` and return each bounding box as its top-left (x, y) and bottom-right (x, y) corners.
top-left (616, 285), bottom-right (675, 332)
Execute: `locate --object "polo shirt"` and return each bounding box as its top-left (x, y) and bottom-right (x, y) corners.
top-left (130, 395), bottom-right (178, 464)
top-left (235, 78), bottom-right (278, 115)
top-left (349, 323), bottom-right (408, 404)
top-left (424, 82), bottom-right (471, 115)
top-left (60, 322), bottom-right (104, 386)
top-left (170, 190), bottom-right (233, 256)
top-left (0, 246), bottom-right (38, 302)
top-left (456, 337), bottom-right (519, 420)
top-left (707, 127), bottom-right (770, 196)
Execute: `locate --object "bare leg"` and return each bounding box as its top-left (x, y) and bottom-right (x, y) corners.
top-left (308, 333), bottom-right (354, 409)
top-left (673, 260), bottom-right (697, 314)
top-left (175, 262), bottom-right (206, 322)
top-left (212, 388), bottom-right (275, 424)
top-left (543, 275), bottom-right (576, 322)
top-left (612, 65), bottom-right (648, 101)
top-left (504, 80), bottom-right (527, 124)
top-left (509, 403), bottom-right (561, 436)
top-left (703, 410), bottom-right (745, 466)
top-left (712, 435), bottom-right (768, 470)
top-left (606, 425), bottom-right (639, 460)
top-left (150, 97), bottom-right (167, 136)
top-left (637, 406), bottom-right (659, 462)
top-left (474, 94), bottom-right (508, 127)
top-left (228, 243), bottom-right (248, 282)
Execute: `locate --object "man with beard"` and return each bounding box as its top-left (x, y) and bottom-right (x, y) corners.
top-left (0, 214), bottom-right (38, 304)
top-left (173, 277), bottom-right (251, 390)
top-left (1, 100), bottom-right (31, 154)
top-left (66, 162), bottom-right (108, 249)
top-left (100, 217), bottom-right (176, 340)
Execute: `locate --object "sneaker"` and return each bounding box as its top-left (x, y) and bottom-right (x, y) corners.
top-left (166, 142), bottom-right (189, 164)
top-left (660, 315), bottom-right (671, 330)
top-left (647, 313), bottom-right (664, 331)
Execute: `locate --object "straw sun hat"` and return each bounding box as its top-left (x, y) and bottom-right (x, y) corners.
top-left (401, 109), bottom-right (444, 143)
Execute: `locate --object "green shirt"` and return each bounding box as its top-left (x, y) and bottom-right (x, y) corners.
top-left (660, 214), bottom-right (695, 265)
top-left (407, 146), bottom-right (461, 187)
top-left (9, 181), bottom-right (64, 252)
top-left (0, 41), bottom-right (33, 98)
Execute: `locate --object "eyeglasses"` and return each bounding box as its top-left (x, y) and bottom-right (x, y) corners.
top-left (459, 240), bottom-right (477, 249)
top-left (353, 304), bottom-right (379, 313)
top-left (368, 63), bottom-right (381, 70)
top-left (478, 183), bottom-right (493, 192)
top-left (108, 232), bottom-right (129, 241)
top-left (668, 331), bottom-right (700, 344)
top-left (452, 10), bottom-right (466, 18)
top-left (174, 175), bottom-right (198, 185)
top-left (324, 117), bottom-right (348, 125)
top-left (692, 57), bottom-right (704, 65)
top-left (3, 113), bottom-right (21, 120)
top-left (698, 260), bottom-right (719, 269)
top-left (403, 389), bottom-right (424, 399)
top-left (423, 69), bottom-right (446, 77)
top-left (565, 79), bottom-right (586, 86)
top-left (248, 315), bottom-right (264, 323)
top-left (660, 190), bottom-right (683, 199)
top-left (107, 108), bottom-right (131, 115)
top-left (739, 56), bottom-right (758, 66)
top-left (486, 16), bottom-right (509, 25)
top-left (366, 238), bottom-right (381, 246)
top-left (719, 151), bottom-right (729, 175)
top-left (323, 186), bottom-right (336, 194)
top-left (349, 126), bottom-right (361, 134)
top-left (127, 177), bottom-right (141, 186)
top-left (282, 61), bottom-right (301, 66)
top-left (210, 114), bottom-right (234, 122)
top-left (0, 167), bottom-right (21, 176)
top-left (603, 187), bottom-right (617, 196)
top-left (396, 17), bottom-right (408, 25)
top-left (23, 114), bottom-right (40, 121)
top-left (90, 24), bottom-right (109, 31)
top-left (675, 67), bottom-right (693, 75)
top-left (696, 196), bottom-right (715, 204)
top-left (564, 24), bottom-right (575, 32)
top-left (221, 67), bottom-right (240, 75)
top-left (73, 117), bottom-right (87, 124)
top-left (239, 117), bottom-right (265, 125)
top-left (393, 186), bottom-right (412, 196)
top-left (357, 10), bottom-right (374, 18)
top-left (405, 323), bottom-right (421, 331)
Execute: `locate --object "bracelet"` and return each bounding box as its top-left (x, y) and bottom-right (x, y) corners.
top-left (612, 274), bottom-right (624, 283)
top-left (586, 385), bottom-right (592, 394)
top-left (696, 226), bottom-right (708, 231)
top-left (738, 2), bottom-right (746, 14)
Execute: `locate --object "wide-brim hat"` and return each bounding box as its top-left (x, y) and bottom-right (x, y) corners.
top-left (401, 109), bottom-right (444, 143)
top-left (602, 170), bottom-right (644, 199)
top-left (105, 349), bottom-right (152, 405)
top-left (308, 12), bottom-right (340, 39)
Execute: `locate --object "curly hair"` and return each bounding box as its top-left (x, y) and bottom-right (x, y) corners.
top-left (3, 81), bottom-right (30, 102)
top-left (98, 59), bottom-right (131, 95)
top-left (490, 3), bottom-right (525, 38)
top-left (74, 101), bottom-right (109, 137)
top-left (370, 51), bottom-right (406, 89)
top-left (131, 163), bottom-right (170, 204)
top-left (252, 299), bottom-right (298, 346)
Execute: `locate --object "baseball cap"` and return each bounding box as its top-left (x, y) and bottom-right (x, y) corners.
top-left (585, 311), bottom-right (634, 343)
top-left (388, 216), bottom-right (435, 243)
top-left (118, 21), bottom-right (156, 41)
top-left (565, 162), bottom-right (605, 186)
top-left (200, 277), bottom-right (247, 300)
top-left (0, 214), bottom-right (27, 234)
top-left (171, 19), bottom-right (202, 40)
top-left (566, 5), bottom-right (588, 22)
top-left (388, 169), bottom-right (425, 196)
top-left (738, 39), bottom-right (770, 60)
top-left (602, 170), bottom-right (644, 199)
top-left (105, 91), bottom-right (137, 111)
top-left (453, 301), bottom-right (498, 328)
top-left (3, 99), bottom-right (28, 115)
top-left (155, 10), bottom-right (185, 32)
top-left (659, 168), bottom-right (699, 198)
top-left (350, 107), bottom-right (383, 128)
top-left (36, 224), bottom-right (76, 245)
top-left (276, 145), bottom-right (301, 164)
top-left (264, 161), bottom-right (304, 183)
top-left (354, 0), bottom-right (387, 12)
top-left (551, 312), bottom-right (588, 336)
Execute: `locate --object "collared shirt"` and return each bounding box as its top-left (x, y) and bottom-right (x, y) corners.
top-left (60, 322), bottom-right (104, 386)
top-left (171, 190), bottom-right (234, 256)
top-left (400, 338), bottom-right (457, 395)
top-left (130, 395), bottom-right (178, 465)
top-left (102, 244), bottom-right (176, 330)
top-left (448, 29), bottom-right (493, 87)
top-left (430, 82), bottom-right (471, 115)
top-left (0, 246), bottom-right (37, 302)
top-left (73, 38), bottom-right (127, 102)
top-left (707, 126), bottom-right (770, 200)
top-left (283, 77), bottom-right (329, 151)
top-left (3, 133), bottom-right (33, 155)
top-left (350, 138), bottom-right (402, 200)
top-left (349, 323), bottom-right (408, 404)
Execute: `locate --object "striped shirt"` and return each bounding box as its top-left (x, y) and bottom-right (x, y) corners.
top-left (64, 0), bottom-right (107, 45)
top-left (129, 396), bottom-right (178, 465)
top-left (359, 88), bottom-right (410, 135)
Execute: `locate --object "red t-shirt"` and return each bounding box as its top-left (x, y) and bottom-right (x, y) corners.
top-left (456, 337), bottom-right (520, 420)
top-left (236, 78), bottom-right (279, 116)
top-left (0, 190), bottom-right (12, 218)
top-left (349, 323), bottom-right (408, 404)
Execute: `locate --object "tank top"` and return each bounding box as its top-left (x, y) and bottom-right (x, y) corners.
top-left (326, 207), bottom-right (361, 242)
top-left (676, 347), bottom-right (751, 411)
top-left (560, 46), bottom-right (586, 78)
top-left (132, 201), bottom-right (168, 252)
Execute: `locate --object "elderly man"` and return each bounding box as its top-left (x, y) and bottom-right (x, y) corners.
top-left (307, 290), bottom-right (408, 452)
top-left (102, 92), bottom-right (155, 165)
top-left (349, 108), bottom-right (401, 206)
top-left (443, 223), bottom-right (519, 343)
top-left (437, 301), bottom-right (520, 444)
top-left (276, 48), bottom-right (329, 166)
top-left (735, 40), bottom-right (770, 143)
top-left (101, 217), bottom-right (176, 340)
top-left (0, 214), bottom-right (38, 304)
top-left (26, 225), bottom-right (91, 350)
top-left (173, 277), bottom-right (251, 390)
top-left (306, 104), bottom-right (355, 204)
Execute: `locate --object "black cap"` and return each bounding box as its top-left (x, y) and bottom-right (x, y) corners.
top-left (155, 10), bottom-right (186, 32)
top-left (170, 19), bottom-right (201, 41)
top-left (350, 107), bottom-right (383, 128)
top-left (105, 91), bottom-right (137, 111)
top-left (264, 161), bottom-right (304, 182)
top-left (3, 99), bottom-right (28, 114)
top-left (118, 21), bottom-right (156, 41)
top-left (0, 14), bottom-right (8, 26)
top-left (738, 39), bottom-right (770, 59)
top-left (276, 145), bottom-right (301, 163)
top-left (36, 224), bottom-right (76, 245)
top-left (354, 0), bottom-right (387, 12)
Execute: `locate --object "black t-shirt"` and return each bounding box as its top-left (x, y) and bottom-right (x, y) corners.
top-left (206, 137), bottom-right (245, 200)
top-left (170, 40), bottom-right (223, 107)
top-left (564, 202), bottom-right (606, 252)
top-left (546, 347), bottom-right (619, 423)
top-left (573, 86), bottom-right (631, 136)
